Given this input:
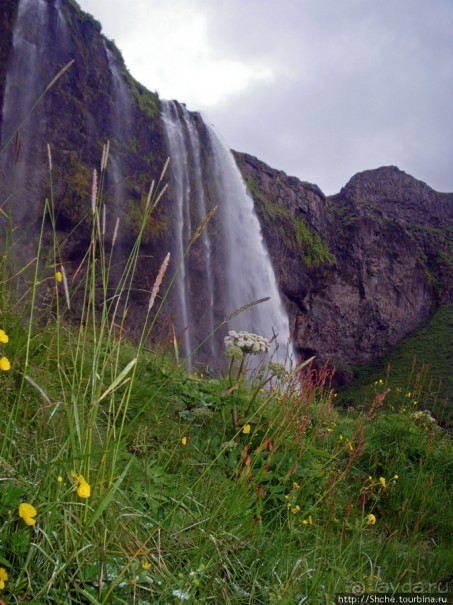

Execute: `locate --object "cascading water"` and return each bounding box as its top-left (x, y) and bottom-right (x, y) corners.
top-left (161, 100), bottom-right (292, 368)
top-left (206, 125), bottom-right (292, 355)
top-left (0, 0), bottom-right (70, 224)
top-left (104, 45), bottom-right (132, 216)
top-left (161, 100), bottom-right (214, 366)
top-left (103, 44), bottom-right (133, 284)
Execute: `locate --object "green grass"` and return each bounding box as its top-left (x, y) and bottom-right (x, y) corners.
top-left (337, 304), bottom-right (453, 426)
top-left (1, 319), bottom-right (452, 602)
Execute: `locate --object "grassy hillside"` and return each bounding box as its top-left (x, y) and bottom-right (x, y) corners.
top-left (337, 305), bottom-right (452, 426)
top-left (0, 153), bottom-right (452, 604)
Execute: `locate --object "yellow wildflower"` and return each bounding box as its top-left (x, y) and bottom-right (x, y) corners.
top-left (242, 424), bottom-right (251, 435)
top-left (339, 434), bottom-right (343, 441)
top-left (293, 482), bottom-right (300, 489)
top-left (71, 471), bottom-right (91, 498)
top-left (367, 513), bottom-right (377, 525)
top-left (19, 502), bottom-right (37, 526)
top-left (326, 428), bottom-right (333, 433)
top-left (77, 481), bottom-right (91, 498)
top-left (379, 477), bottom-right (387, 488)
top-left (0, 566), bottom-right (8, 589)
top-left (181, 436), bottom-right (188, 446)
top-left (57, 475), bottom-right (63, 483)
top-left (0, 329), bottom-right (8, 344)
top-left (291, 505), bottom-right (300, 514)
top-left (141, 561), bottom-right (152, 570)
top-left (393, 474), bottom-right (399, 480)
top-left (55, 271), bottom-right (63, 282)
top-left (347, 441), bottom-right (354, 452)
top-left (0, 357), bottom-right (11, 371)
top-left (302, 515), bottom-right (313, 525)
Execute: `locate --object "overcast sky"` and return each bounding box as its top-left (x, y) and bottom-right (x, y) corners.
top-left (78, 0), bottom-right (453, 195)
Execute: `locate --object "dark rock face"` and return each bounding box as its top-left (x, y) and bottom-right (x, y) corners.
top-left (0, 1), bottom-right (18, 125)
top-left (338, 166), bottom-right (453, 227)
top-left (236, 156), bottom-right (452, 380)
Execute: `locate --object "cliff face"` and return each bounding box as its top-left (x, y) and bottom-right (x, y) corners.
top-left (0, 0), bottom-right (173, 341)
top-left (0, 0), bottom-right (167, 242)
top-left (1, 0), bottom-right (451, 378)
top-left (236, 155), bottom-right (452, 381)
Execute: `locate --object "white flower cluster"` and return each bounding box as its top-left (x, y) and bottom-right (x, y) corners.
top-left (224, 330), bottom-right (270, 356)
top-left (411, 409), bottom-right (437, 428)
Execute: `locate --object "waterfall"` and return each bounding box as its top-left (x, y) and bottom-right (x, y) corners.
top-left (105, 45), bottom-right (132, 216)
top-left (161, 100), bottom-right (292, 368)
top-left (161, 100), bottom-right (213, 366)
top-left (206, 125), bottom-right (292, 356)
top-left (1, 1), bottom-right (292, 371)
top-left (0, 0), bottom-right (70, 225)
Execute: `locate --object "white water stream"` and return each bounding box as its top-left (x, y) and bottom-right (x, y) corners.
top-left (0, 0), bottom-right (69, 223)
top-left (105, 46), bottom-right (131, 215)
top-left (161, 100), bottom-right (292, 367)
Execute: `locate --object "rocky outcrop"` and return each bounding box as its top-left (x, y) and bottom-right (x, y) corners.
top-left (236, 155), bottom-right (452, 381)
top-left (338, 166), bottom-right (453, 228)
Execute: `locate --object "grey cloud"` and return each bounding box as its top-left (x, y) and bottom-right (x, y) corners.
top-left (196, 0), bottom-right (453, 193)
top-left (79, 0), bottom-right (453, 194)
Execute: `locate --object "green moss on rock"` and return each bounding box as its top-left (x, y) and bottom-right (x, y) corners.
top-left (247, 177), bottom-right (335, 268)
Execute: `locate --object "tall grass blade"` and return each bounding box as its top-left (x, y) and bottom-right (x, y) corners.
top-left (96, 357), bottom-right (137, 403)
top-left (87, 459), bottom-right (132, 528)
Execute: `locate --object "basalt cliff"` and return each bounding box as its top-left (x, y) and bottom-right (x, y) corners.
top-left (1, 0), bottom-right (452, 382)
top-left (236, 154), bottom-right (452, 383)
